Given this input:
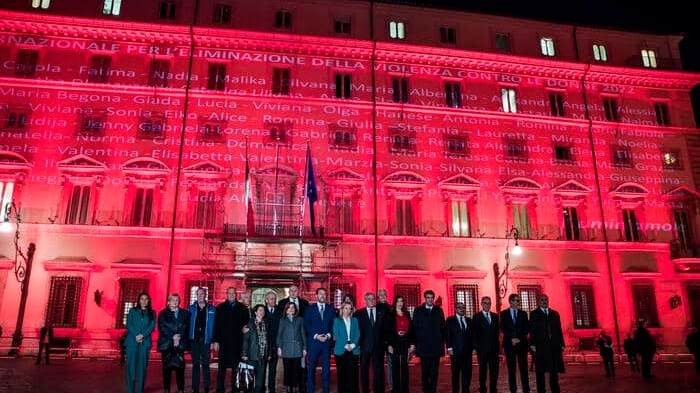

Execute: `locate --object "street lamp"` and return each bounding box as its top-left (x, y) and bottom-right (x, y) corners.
top-left (493, 226), bottom-right (521, 312)
top-left (3, 200), bottom-right (36, 357)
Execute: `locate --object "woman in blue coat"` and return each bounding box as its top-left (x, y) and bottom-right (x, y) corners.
top-left (125, 291), bottom-right (156, 393)
top-left (332, 301), bottom-right (360, 393)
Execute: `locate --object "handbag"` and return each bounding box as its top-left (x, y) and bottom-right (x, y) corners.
top-left (235, 362), bottom-right (255, 391)
top-left (163, 347), bottom-right (185, 370)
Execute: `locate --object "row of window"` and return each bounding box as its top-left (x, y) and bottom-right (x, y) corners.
top-left (48, 275), bottom-right (675, 332)
top-left (27, 2), bottom-right (663, 68)
top-left (9, 51), bottom-right (673, 126)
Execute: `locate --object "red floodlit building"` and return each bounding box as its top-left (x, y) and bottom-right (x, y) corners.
top-left (1, 0), bottom-right (700, 356)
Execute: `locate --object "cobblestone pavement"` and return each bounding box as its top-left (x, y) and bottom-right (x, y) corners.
top-left (0, 356), bottom-right (698, 393)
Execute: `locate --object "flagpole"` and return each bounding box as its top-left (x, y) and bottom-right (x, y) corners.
top-left (299, 140), bottom-right (309, 239)
top-left (273, 139), bottom-right (280, 236)
top-left (244, 136), bottom-right (250, 238)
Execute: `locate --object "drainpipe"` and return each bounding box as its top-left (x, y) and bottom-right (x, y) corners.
top-left (576, 24), bottom-right (622, 353)
top-left (370, 0), bottom-right (379, 292)
top-left (166, 0), bottom-right (200, 294)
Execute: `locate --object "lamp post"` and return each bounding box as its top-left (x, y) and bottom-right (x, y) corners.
top-left (2, 201), bottom-right (36, 357)
top-left (493, 226), bottom-right (522, 312)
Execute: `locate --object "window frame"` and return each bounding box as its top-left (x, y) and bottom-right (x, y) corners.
top-left (102, 0), bottom-right (122, 16)
top-left (444, 81), bottom-right (461, 108)
top-left (517, 284), bottom-right (541, 312)
top-left (439, 26), bottom-right (457, 45)
top-left (389, 21), bottom-right (406, 40)
top-left (592, 44), bottom-right (608, 62)
top-left (330, 281), bottom-right (356, 310)
top-left (641, 49), bottom-right (658, 68)
top-left (147, 58), bottom-right (170, 87)
top-left (653, 102), bottom-right (670, 126)
top-left (46, 276), bottom-right (83, 328)
top-left (116, 278), bottom-right (150, 328)
top-left (207, 63), bottom-right (227, 91)
top-left (328, 124), bottom-right (358, 151)
top-left (32, 0), bottom-right (51, 10)
top-left (334, 16), bottom-right (351, 35)
top-left (393, 283), bottom-right (421, 316)
top-left (549, 91), bottom-right (565, 117)
top-left (540, 37), bottom-right (555, 57)
top-left (391, 76), bottom-right (409, 103)
top-left (501, 87), bottom-right (517, 113)
top-left (570, 284), bottom-right (597, 329)
top-left (15, 49), bottom-right (39, 79)
top-left (662, 149), bottom-right (681, 170)
top-left (275, 10), bottom-right (292, 29)
top-left (451, 284), bottom-right (479, 316)
top-left (159, 1), bottom-right (177, 20)
top-left (631, 283), bottom-right (659, 327)
top-left (272, 68), bottom-right (291, 95)
top-left (213, 4), bottom-right (232, 24)
top-left (334, 72), bottom-right (352, 99)
top-left (602, 96), bottom-right (619, 121)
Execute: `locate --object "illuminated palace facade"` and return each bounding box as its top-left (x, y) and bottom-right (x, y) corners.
top-left (1, 0), bottom-right (700, 356)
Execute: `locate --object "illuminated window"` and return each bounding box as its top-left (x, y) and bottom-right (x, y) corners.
top-left (272, 68), bottom-right (290, 95)
top-left (131, 187), bottom-right (155, 227)
top-left (662, 150), bottom-right (681, 170)
top-left (505, 139), bottom-right (526, 161)
top-left (562, 206), bottom-right (581, 240)
top-left (517, 285), bottom-right (541, 311)
top-left (334, 16), bottom-right (351, 34)
top-left (116, 278), bottom-right (149, 328)
top-left (0, 181), bottom-right (14, 222)
top-left (137, 114), bottom-right (166, 139)
top-left (641, 49), bottom-right (657, 68)
top-left (602, 97), bottom-right (618, 121)
top-left (330, 281), bottom-right (355, 310)
top-left (213, 4), bottom-right (232, 24)
top-left (328, 195), bottom-right (357, 234)
top-left (673, 210), bottom-right (692, 251)
top-left (452, 284), bottom-right (478, 316)
top-left (31, 0), bottom-right (51, 9)
top-left (495, 33), bottom-right (511, 52)
top-left (592, 44), bottom-right (608, 62)
top-left (87, 55), bottom-right (112, 84)
top-left (631, 283), bottom-right (659, 327)
top-left (611, 145), bottom-right (631, 167)
top-left (512, 204), bottom-right (531, 239)
top-left (275, 10), bottom-right (292, 29)
top-left (621, 208), bottom-right (640, 241)
top-left (394, 199), bottom-right (418, 235)
top-left (653, 102), bottom-right (670, 126)
top-left (65, 185), bottom-right (92, 225)
top-left (440, 27), bottom-right (456, 44)
top-left (3, 106), bottom-right (30, 132)
top-left (79, 109), bottom-right (107, 136)
top-left (444, 135), bottom-right (470, 158)
top-left (389, 21), bottom-right (405, 40)
top-left (570, 284), bottom-right (597, 328)
top-left (194, 190), bottom-right (217, 229)
top-left (554, 145), bottom-right (572, 163)
top-left (15, 49), bottom-right (38, 79)
top-left (207, 63), bottom-right (227, 91)
top-left (392, 77), bottom-right (409, 103)
top-left (328, 124), bottom-right (357, 151)
top-left (335, 73), bottom-right (352, 99)
top-left (186, 279), bottom-right (214, 304)
top-left (393, 283), bottom-right (421, 316)
top-left (549, 92), bottom-right (565, 116)
top-left (501, 87), bottom-right (517, 113)
top-left (159, 1), bottom-right (177, 20)
top-left (389, 127), bottom-right (416, 155)
top-left (102, 0), bottom-right (122, 16)
top-left (147, 59), bottom-right (170, 87)
top-left (46, 276), bottom-right (83, 328)
top-left (444, 82), bottom-right (461, 108)
top-left (449, 200), bottom-right (471, 237)
top-left (540, 37), bottom-right (555, 56)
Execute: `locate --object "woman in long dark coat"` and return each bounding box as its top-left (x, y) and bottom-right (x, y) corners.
top-left (528, 295), bottom-right (565, 393)
top-left (276, 302), bottom-right (307, 393)
top-left (157, 293), bottom-right (190, 393)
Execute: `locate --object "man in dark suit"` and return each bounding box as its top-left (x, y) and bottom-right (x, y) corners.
top-left (500, 294), bottom-right (530, 393)
top-left (265, 291), bottom-right (280, 393)
top-left (473, 296), bottom-right (500, 393)
top-left (529, 294), bottom-right (565, 393)
top-left (278, 284), bottom-right (310, 392)
top-left (36, 322), bottom-right (54, 365)
top-left (446, 302), bottom-right (474, 393)
top-left (212, 287), bottom-right (250, 393)
top-left (357, 292), bottom-right (386, 393)
top-left (304, 287), bottom-right (336, 393)
top-left (413, 290), bottom-right (445, 393)
top-left (633, 319), bottom-right (656, 380)
top-left (596, 329), bottom-right (615, 376)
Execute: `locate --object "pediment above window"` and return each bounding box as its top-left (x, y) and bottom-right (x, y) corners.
top-left (122, 157), bottom-right (170, 176)
top-left (0, 151), bottom-right (32, 182)
top-left (662, 185), bottom-right (700, 201)
top-left (57, 154), bottom-right (107, 181)
top-left (183, 160), bottom-right (228, 181)
top-left (438, 173), bottom-right (481, 200)
top-left (383, 171), bottom-right (428, 199)
top-left (43, 257), bottom-right (96, 271)
top-left (110, 258), bottom-right (162, 272)
top-left (499, 177), bottom-right (541, 204)
top-left (551, 180), bottom-right (591, 196)
top-left (255, 164), bottom-right (298, 179)
top-left (610, 182), bottom-right (648, 199)
top-left (323, 168), bottom-right (365, 186)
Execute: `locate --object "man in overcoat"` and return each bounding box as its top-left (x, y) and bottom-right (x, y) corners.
top-left (412, 290), bottom-right (445, 393)
top-left (213, 287), bottom-right (250, 393)
top-left (528, 294), bottom-right (565, 393)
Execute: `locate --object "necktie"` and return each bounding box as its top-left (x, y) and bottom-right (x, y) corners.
top-left (320, 304), bottom-right (325, 320)
top-left (270, 307), bottom-right (274, 314)
top-left (370, 308), bottom-right (375, 324)
top-left (512, 309), bottom-right (517, 323)
top-left (544, 308), bottom-right (549, 316)
top-left (485, 312), bottom-right (491, 324)
top-left (460, 317), bottom-right (466, 331)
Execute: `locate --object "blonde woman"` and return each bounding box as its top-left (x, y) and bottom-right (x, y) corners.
top-left (333, 301), bottom-right (360, 393)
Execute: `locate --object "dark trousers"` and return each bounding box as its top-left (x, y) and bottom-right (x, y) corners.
top-left (162, 365), bottom-right (185, 392)
top-left (640, 353), bottom-right (654, 378)
top-left (419, 356), bottom-right (440, 393)
top-left (505, 349), bottom-right (529, 393)
top-left (601, 353), bottom-right (615, 376)
top-left (191, 342), bottom-right (211, 390)
top-left (217, 357), bottom-right (241, 393)
top-left (266, 354), bottom-right (278, 393)
top-left (535, 371), bottom-right (559, 393)
top-left (307, 344), bottom-right (331, 393)
top-left (477, 354), bottom-right (499, 393)
top-left (360, 349), bottom-right (385, 393)
top-left (391, 337), bottom-right (411, 393)
top-left (450, 353), bottom-right (473, 393)
top-left (249, 359), bottom-right (267, 393)
top-left (335, 352), bottom-right (359, 393)
top-left (626, 353), bottom-right (640, 372)
top-left (282, 357), bottom-right (302, 388)
top-left (36, 342), bottom-right (50, 365)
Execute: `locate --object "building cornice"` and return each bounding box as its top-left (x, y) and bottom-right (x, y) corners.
top-left (2, 11), bottom-right (699, 90)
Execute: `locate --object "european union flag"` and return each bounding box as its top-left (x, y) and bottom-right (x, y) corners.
top-left (306, 147), bottom-right (318, 236)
